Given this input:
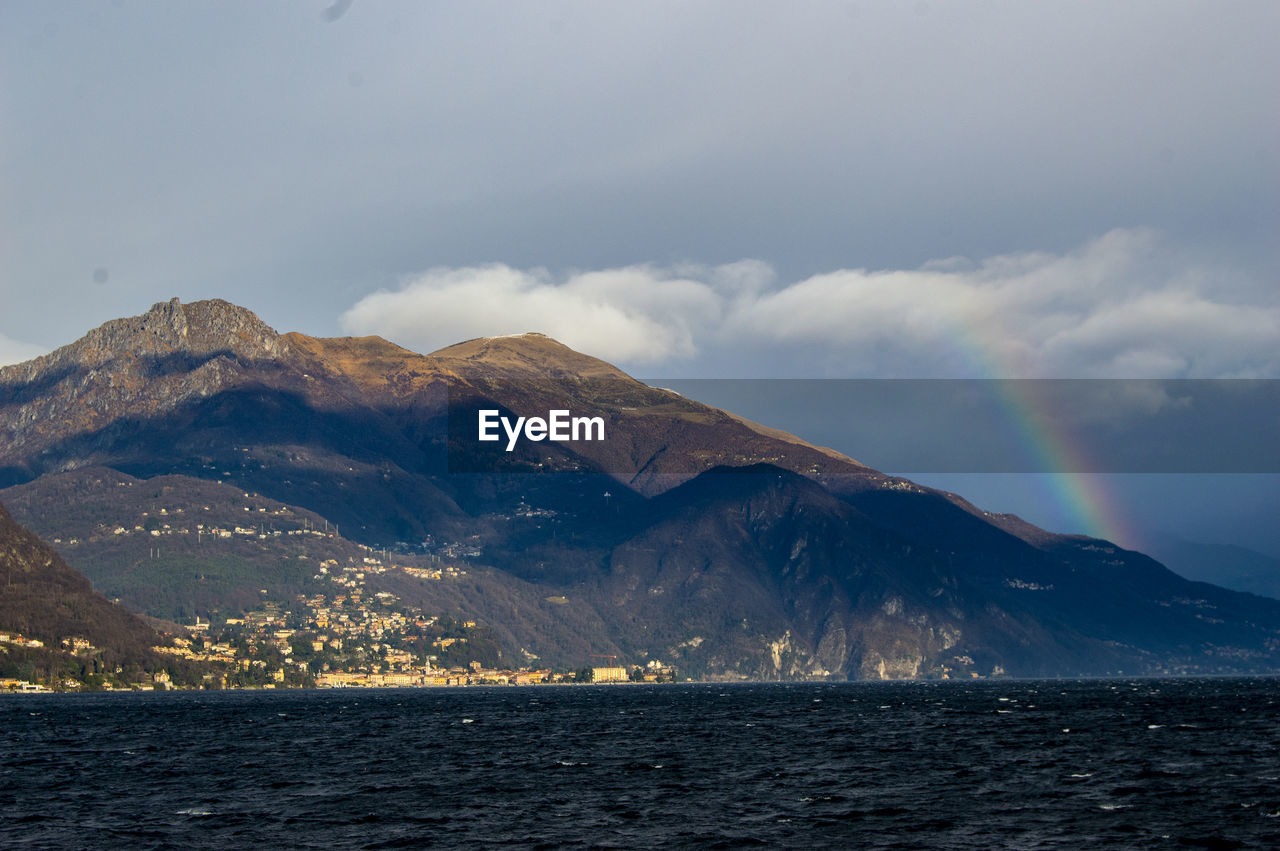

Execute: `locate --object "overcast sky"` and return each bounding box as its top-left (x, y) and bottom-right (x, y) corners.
top-left (1, 2), bottom-right (1276, 550)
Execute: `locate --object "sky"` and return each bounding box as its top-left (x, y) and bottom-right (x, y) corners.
top-left (1, 2), bottom-right (1277, 555)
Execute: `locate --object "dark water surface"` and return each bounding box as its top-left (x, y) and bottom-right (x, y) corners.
top-left (2, 678), bottom-right (1278, 848)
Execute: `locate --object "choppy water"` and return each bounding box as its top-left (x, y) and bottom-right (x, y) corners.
top-left (2, 678), bottom-right (1278, 848)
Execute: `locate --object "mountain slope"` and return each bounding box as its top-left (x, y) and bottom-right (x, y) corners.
top-left (0, 499), bottom-right (207, 688)
top-left (1142, 534), bottom-right (1280, 601)
top-left (562, 465), bottom-right (1280, 679)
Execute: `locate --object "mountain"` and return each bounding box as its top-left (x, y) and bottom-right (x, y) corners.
top-left (0, 499), bottom-right (205, 688)
top-left (1143, 534), bottom-right (1280, 601)
top-left (2, 298), bottom-right (1279, 679)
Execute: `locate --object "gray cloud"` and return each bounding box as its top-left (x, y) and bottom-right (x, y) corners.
top-left (1, 2), bottom-right (1276, 350)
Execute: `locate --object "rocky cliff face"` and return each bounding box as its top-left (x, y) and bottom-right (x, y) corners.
top-left (0, 299), bottom-right (293, 476)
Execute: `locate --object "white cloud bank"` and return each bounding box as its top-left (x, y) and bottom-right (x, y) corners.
top-left (340, 263), bottom-right (735, 364)
top-left (341, 229), bottom-right (1278, 378)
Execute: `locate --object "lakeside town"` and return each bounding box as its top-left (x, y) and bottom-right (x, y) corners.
top-left (1, 606), bottom-right (679, 692)
top-left (0, 480), bottom-right (691, 693)
top-left (1, 545), bottom-right (679, 693)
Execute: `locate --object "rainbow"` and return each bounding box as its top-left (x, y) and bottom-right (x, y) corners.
top-left (986, 379), bottom-right (1138, 549)
top-left (949, 327), bottom-right (1140, 550)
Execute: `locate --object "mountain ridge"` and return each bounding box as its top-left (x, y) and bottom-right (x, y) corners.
top-left (2, 298), bottom-right (1277, 680)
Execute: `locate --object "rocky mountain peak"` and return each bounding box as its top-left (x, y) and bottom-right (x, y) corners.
top-left (82, 297), bottom-right (285, 367)
top-left (4, 298), bottom-right (285, 381)
top-left (0, 300), bottom-right (294, 477)
top-left (1, 298), bottom-right (286, 383)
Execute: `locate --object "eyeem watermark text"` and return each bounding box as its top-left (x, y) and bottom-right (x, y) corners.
top-left (478, 409), bottom-right (606, 451)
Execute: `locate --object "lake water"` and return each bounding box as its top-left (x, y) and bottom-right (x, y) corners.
top-left (2, 678), bottom-right (1278, 848)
